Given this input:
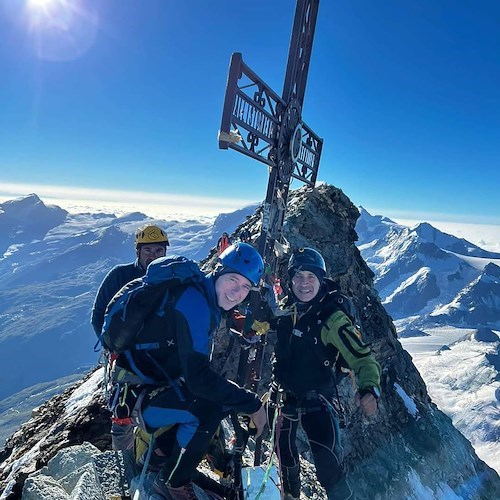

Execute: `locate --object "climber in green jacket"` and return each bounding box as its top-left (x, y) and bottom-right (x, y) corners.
top-left (270, 247), bottom-right (381, 500)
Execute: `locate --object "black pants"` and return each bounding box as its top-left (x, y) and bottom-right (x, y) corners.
top-left (142, 385), bottom-right (223, 487)
top-left (278, 401), bottom-right (350, 498)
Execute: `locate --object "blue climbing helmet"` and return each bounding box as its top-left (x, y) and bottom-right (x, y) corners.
top-left (215, 242), bottom-right (264, 286)
top-left (288, 247), bottom-right (326, 281)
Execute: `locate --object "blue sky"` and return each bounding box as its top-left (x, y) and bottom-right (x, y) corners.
top-left (0, 0), bottom-right (499, 225)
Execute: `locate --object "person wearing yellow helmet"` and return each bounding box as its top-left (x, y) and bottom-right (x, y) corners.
top-left (91, 223), bottom-right (169, 451)
top-left (134, 224), bottom-right (170, 270)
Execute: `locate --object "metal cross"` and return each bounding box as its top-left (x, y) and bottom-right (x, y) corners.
top-left (219, 0), bottom-right (323, 271)
top-left (217, 1), bottom-right (323, 412)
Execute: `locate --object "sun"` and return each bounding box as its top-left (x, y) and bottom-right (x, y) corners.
top-left (26, 0), bottom-right (68, 29)
top-left (27, 0), bottom-right (68, 17)
top-left (23, 0), bottom-right (99, 61)
top-left (27, 0), bottom-right (62, 18)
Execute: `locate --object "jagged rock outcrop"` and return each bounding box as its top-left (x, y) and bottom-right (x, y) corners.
top-left (213, 184), bottom-right (500, 498)
top-left (0, 371), bottom-right (110, 499)
top-left (474, 328), bottom-right (499, 343)
top-left (1, 184), bottom-right (499, 499)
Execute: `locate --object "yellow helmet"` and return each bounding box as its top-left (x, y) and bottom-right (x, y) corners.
top-left (135, 225), bottom-right (169, 247)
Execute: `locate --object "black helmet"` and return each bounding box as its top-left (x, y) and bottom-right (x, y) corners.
top-left (288, 247), bottom-right (326, 281)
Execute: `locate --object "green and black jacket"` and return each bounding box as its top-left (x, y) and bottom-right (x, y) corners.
top-left (273, 281), bottom-right (381, 400)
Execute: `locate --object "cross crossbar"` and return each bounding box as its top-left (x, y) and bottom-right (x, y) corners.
top-left (219, 52), bottom-right (322, 187)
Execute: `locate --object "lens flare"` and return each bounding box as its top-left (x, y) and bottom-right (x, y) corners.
top-left (23, 0), bottom-right (99, 62)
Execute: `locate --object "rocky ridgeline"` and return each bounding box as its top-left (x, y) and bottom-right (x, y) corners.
top-left (1, 184), bottom-right (499, 499)
top-left (212, 184), bottom-right (500, 499)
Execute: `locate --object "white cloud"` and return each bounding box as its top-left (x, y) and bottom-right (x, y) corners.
top-left (0, 182), bottom-right (259, 218)
top-left (372, 207), bottom-right (500, 226)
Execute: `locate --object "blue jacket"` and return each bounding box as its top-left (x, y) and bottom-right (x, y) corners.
top-left (91, 260), bottom-right (144, 337)
top-left (120, 275), bottom-right (261, 415)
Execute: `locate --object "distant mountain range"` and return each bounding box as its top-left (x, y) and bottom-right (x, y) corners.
top-left (1, 194), bottom-right (499, 472)
top-left (0, 194), bottom-right (255, 403)
top-left (2, 185), bottom-right (498, 499)
top-left (356, 206), bottom-right (500, 329)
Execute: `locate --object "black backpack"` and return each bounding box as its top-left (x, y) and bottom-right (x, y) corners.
top-left (100, 256), bottom-right (206, 354)
top-left (317, 288), bottom-right (359, 329)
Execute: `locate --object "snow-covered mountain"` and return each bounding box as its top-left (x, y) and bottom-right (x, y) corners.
top-left (0, 194), bottom-right (68, 256)
top-left (356, 206), bottom-right (500, 472)
top-left (357, 206), bottom-right (498, 259)
top-left (0, 194), bottom-right (256, 405)
top-left (431, 262), bottom-right (500, 325)
top-left (356, 206), bottom-right (500, 327)
top-left (2, 185), bottom-right (499, 500)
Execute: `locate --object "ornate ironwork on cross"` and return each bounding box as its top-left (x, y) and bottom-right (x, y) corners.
top-left (218, 0), bottom-right (323, 271)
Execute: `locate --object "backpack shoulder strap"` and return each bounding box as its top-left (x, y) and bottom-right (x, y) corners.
top-left (317, 281), bottom-right (358, 327)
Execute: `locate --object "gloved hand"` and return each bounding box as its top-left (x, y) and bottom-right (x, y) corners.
top-left (260, 391), bottom-right (270, 404)
top-left (251, 320), bottom-right (270, 336)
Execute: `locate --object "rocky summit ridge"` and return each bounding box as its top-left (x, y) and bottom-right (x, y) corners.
top-left (1, 184), bottom-right (499, 499)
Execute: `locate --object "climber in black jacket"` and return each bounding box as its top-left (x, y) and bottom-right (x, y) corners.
top-left (271, 248), bottom-right (381, 500)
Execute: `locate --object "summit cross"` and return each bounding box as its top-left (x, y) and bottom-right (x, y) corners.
top-left (218, 0), bottom-right (323, 270)
top-left (218, 0), bottom-right (324, 405)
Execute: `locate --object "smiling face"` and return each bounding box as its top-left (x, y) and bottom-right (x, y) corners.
top-left (137, 244), bottom-right (166, 270)
top-left (291, 270), bottom-right (321, 303)
top-left (215, 273), bottom-right (253, 311)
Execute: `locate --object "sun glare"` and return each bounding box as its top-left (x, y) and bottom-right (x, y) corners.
top-left (21, 0), bottom-right (99, 61)
top-left (26, 0), bottom-right (66, 24)
top-left (28, 0), bottom-right (58, 10)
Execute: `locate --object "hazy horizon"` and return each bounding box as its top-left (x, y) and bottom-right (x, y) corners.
top-left (1, 183), bottom-right (499, 254)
